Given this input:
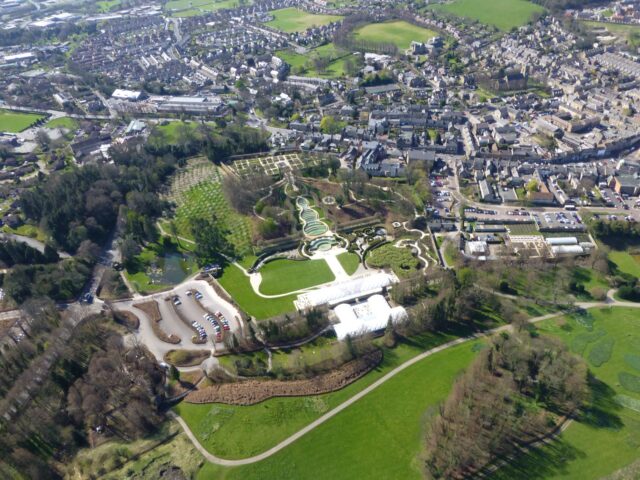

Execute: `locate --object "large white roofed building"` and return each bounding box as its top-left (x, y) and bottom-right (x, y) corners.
top-left (333, 294), bottom-right (407, 340)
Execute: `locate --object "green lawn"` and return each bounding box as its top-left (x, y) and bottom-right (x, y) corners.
top-left (176, 330), bottom-right (471, 466)
top-left (492, 307), bottom-right (640, 479)
top-left (277, 43), bottom-right (352, 79)
top-left (609, 250), bottom-right (640, 278)
top-left (189, 306), bottom-right (640, 479)
top-left (337, 252), bottom-right (360, 276)
top-left (431, 0), bottom-right (545, 31)
top-left (166, 0), bottom-right (251, 16)
top-left (258, 258), bottom-right (334, 295)
top-left (0, 109), bottom-right (45, 133)
top-left (218, 263), bottom-right (297, 319)
top-left (44, 117), bottom-right (78, 130)
top-left (265, 7), bottom-right (342, 33)
top-left (352, 20), bottom-right (437, 50)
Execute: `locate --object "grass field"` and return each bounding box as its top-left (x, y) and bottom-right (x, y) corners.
top-left (44, 117), bottom-right (78, 130)
top-left (176, 330), bottom-right (470, 464)
top-left (0, 109), bottom-right (44, 133)
top-left (265, 7), bottom-right (342, 33)
top-left (609, 250), bottom-right (640, 278)
top-left (353, 20), bottom-right (437, 50)
top-left (583, 20), bottom-right (640, 47)
top-left (97, 0), bottom-right (120, 12)
top-left (277, 43), bottom-right (352, 78)
top-left (367, 242), bottom-right (421, 278)
top-left (493, 307), bottom-right (640, 479)
top-left (164, 159), bottom-right (253, 255)
top-left (337, 252), bottom-right (360, 275)
top-left (218, 263), bottom-right (297, 319)
top-left (258, 258), bottom-right (335, 295)
top-left (431, 0), bottom-right (545, 31)
top-left (165, 0), bottom-right (251, 16)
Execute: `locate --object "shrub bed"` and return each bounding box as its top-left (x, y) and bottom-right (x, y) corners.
top-left (165, 349), bottom-right (211, 367)
top-left (133, 301), bottom-right (180, 344)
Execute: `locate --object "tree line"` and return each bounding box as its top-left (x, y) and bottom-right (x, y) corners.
top-left (424, 331), bottom-right (588, 478)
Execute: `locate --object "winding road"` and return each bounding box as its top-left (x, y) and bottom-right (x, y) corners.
top-left (172, 294), bottom-right (640, 467)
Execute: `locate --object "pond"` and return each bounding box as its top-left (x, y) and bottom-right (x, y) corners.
top-left (147, 252), bottom-right (196, 285)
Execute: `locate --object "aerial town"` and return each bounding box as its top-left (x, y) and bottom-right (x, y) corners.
top-left (1, 0), bottom-right (640, 478)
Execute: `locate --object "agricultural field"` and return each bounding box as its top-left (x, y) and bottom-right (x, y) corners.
top-left (431, 0), bottom-right (545, 31)
top-left (0, 109), bottom-right (45, 133)
top-left (165, 0), bottom-right (251, 16)
top-left (352, 20), bottom-right (437, 50)
top-left (265, 7), bottom-right (343, 33)
top-left (494, 307), bottom-right (640, 479)
top-left (337, 252), bottom-right (360, 276)
top-left (277, 43), bottom-right (353, 78)
top-left (367, 242), bottom-right (421, 278)
top-left (164, 159), bottom-right (253, 255)
top-left (218, 263), bottom-right (298, 319)
top-left (258, 258), bottom-right (335, 295)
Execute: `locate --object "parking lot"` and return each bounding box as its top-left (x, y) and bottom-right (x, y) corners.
top-left (117, 279), bottom-right (244, 360)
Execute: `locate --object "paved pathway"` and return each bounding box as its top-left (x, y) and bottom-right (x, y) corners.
top-left (173, 298), bottom-right (640, 467)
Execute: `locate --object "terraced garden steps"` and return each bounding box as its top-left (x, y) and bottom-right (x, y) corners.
top-left (296, 196), bottom-right (329, 238)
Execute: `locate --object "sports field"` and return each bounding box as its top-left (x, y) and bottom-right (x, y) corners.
top-left (265, 7), bottom-right (342, 33)
top-left (353, 20), bottom-right (437, 50)
top-left (0, 109), bottom-right (44, 133)
top-left (431, 0), bottom-right (545, 31)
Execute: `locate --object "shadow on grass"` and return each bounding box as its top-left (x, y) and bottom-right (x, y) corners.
top-left (578, 373), bottom-right (623, 430)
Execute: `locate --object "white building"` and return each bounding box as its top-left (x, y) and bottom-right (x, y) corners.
top-left (333, 294), bottom-right (407, 341)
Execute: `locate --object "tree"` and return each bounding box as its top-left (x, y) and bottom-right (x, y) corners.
top-left (320, 115), bottom-right (345, 135)
top-left (526, 178), bottom-right (540, 192)
top-left (191, 214), bottom-right (235, 266)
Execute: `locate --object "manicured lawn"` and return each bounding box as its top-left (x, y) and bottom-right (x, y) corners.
top-left (218, 263), bottom-right (297, 319)
top-left (352, 20), bottom-right (437, 50)
top-left (367, 242), bottom-right (421, 278)
top-left (609, 250), bottom-right (640, 278)
top-left (265, 7), bottom-right (342, 33)
top-left (259, 258), bottom-right (334, 295)
top-left (337, 252), bottom-right (360, 276)
top-left (492, 307), bottom-right (640, 479)
top-left (431, 0), bottom-right (545, 31)
top-left (176, 330), bottom-right (471, 466)
top-left (0, 109), bottom-right (44, 133)
top-left (44, 117), bottom-right (78, 130)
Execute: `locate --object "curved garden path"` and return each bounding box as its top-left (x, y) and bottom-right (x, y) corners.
top-left (173, 297), bottom-right (640, 467)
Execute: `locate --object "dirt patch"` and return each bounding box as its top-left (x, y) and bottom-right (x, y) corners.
top-left (113, 310), bottom-right (140, 329)
top-left (184, 349), bottom-right (382, 405)
top-left (133, 301), bottom-right (180, 344)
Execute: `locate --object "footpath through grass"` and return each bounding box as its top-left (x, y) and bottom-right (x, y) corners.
top-left (218, 263), bottom-right (297, 319)
top-left (178, 331), bottom-right (474, 473)
top-left (258, 258), bottom-right (334, 295)
top-left (0, 109), bottom-right (44, 133)
top-left (431, 0), bottom-right (544, 31)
